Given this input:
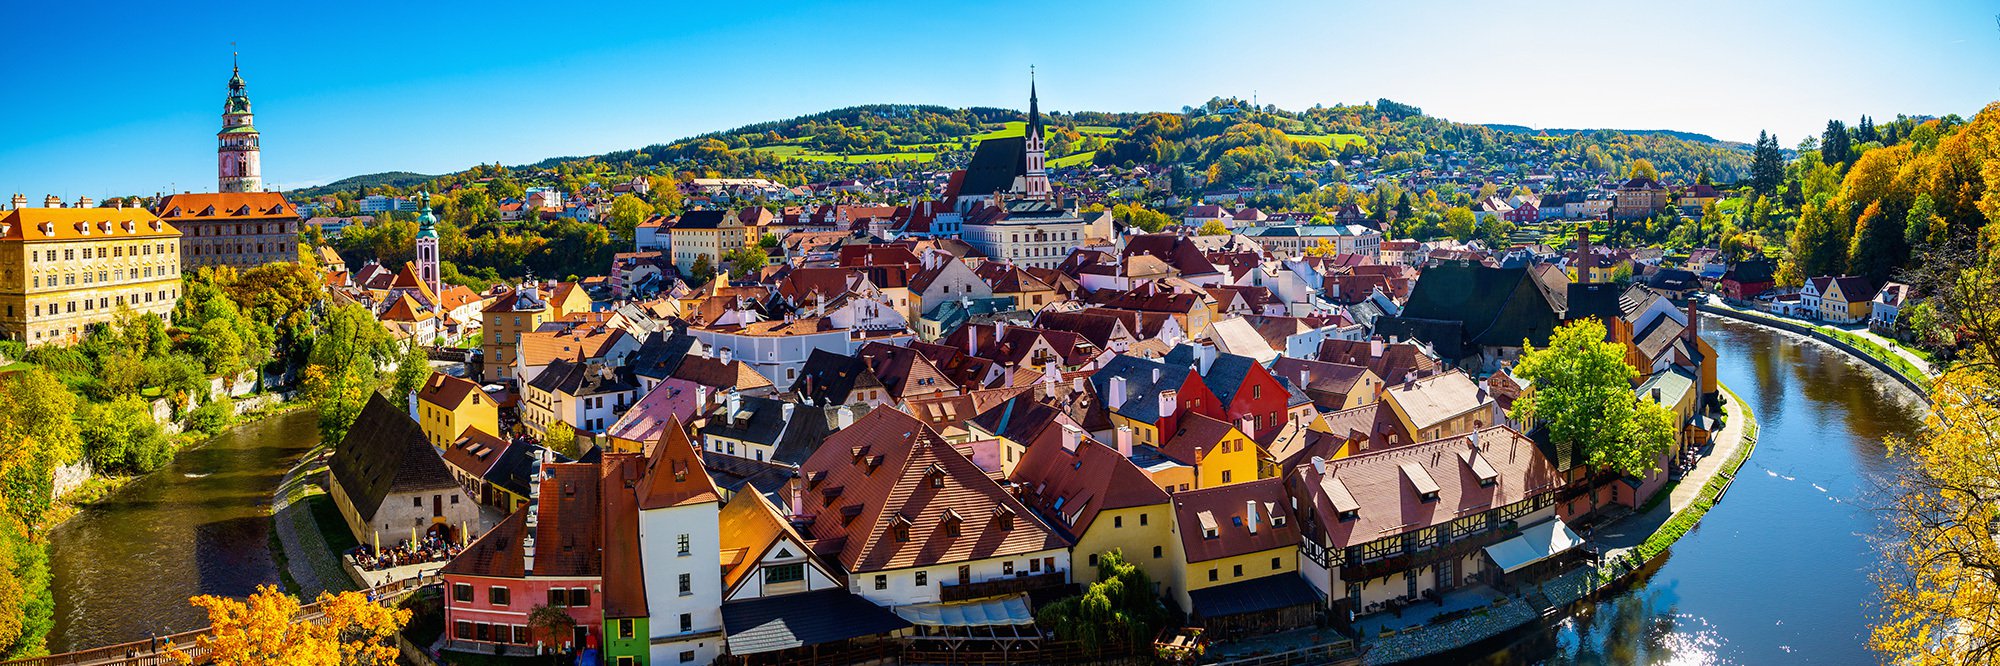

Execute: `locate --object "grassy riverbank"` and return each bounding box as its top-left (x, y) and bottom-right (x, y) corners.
top-left (1708, 303), bottom-right (1934, 392)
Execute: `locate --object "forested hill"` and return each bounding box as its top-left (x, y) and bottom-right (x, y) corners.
top-left (1480, 125), bottom-right (1733, 146)
top-left (293, 96), bottom-right (1753, 199)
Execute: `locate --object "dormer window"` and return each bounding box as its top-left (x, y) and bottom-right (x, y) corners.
top-left (1338, 509), bottom-right (1359, 522)
top-left (928, 464), bottom-right (946, 488)
top-left (944, 511), bottom-right (963, 538)
top-left (894, 524), bottom-right (909, 542)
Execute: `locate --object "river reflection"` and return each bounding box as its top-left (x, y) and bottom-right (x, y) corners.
top-left (1479, 316), bottom-right (1924, 665)
top-left (46, 408), bottom-right (319, 651)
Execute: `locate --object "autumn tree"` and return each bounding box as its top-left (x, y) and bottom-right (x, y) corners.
top-left (1195, 219), bottom-right (1230, 236)
top-left (606, 193), bottom-right (654, 245)
top-left (1509, 319), bottom-right (1676, 481)
top-left (1443, 207), bottom-right (1477, 241)
top-left (0, 368), bottom-right (83, 529)
top-left (169, 585), bottom-right (408, 666)
top-left (543, 420), bottom-right (580, 460)
top-left (1627, 158), bottom-right (1659, 182)
top-left (1872, 367), bottom-right (2000, 665)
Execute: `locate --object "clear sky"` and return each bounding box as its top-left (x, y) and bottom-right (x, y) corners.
top-left (3, 0), bottom-right (1996, 199)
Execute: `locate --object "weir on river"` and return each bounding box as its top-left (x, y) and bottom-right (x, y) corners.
top-left (46, 408), bottom-right (320, 652)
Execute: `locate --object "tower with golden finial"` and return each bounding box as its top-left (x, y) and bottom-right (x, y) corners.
top-left (218, 51), bottom-right (262, 193)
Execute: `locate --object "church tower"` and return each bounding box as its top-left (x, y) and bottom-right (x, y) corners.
top-left (218, 57), bottom-right (263, 193)
top-left (1022, 70), bottom-right (1052, 202)
top-left (416, 191), bottom-right (441, 298)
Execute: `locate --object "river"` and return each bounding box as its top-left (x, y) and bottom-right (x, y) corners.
top-left (45, 408), bottom-right (319, 652)
top-left (40, 317), bottom-right (1926, 660)
top-left (1480, 315), bottom-right (1927, 665)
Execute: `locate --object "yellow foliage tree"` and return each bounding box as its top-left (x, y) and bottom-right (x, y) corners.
top-left (1195, 220), bottom-right (1230, 237)
top-left (169, 585), bottom-right (408, 666)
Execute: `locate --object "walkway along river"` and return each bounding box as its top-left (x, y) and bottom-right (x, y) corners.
top-left (1476, 315), bottom-right (1927, 664)
top-left (44, 408), bottom-right (319, 652)
top-left (37, 316), bottom-right (1928, 661)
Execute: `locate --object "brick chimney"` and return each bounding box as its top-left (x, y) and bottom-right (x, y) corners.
top-left (1683, 300), bottom-right (1699, 343)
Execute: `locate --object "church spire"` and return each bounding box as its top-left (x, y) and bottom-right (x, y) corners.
top-left (218, 54), bottom-right (262, 193)
top-left (1027, 66), bottom-right (1043, 141)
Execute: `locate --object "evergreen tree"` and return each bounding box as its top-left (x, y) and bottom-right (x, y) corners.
top-left (1751, 131), bottom-right (1786, 196)
top-left (1821, 119), bottom-right (1851, 166)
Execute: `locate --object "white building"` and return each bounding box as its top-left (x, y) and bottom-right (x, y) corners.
top-left (636, 423), bottom-right (727, 666)
top-left (961, 200), bottom-right (1089, 271)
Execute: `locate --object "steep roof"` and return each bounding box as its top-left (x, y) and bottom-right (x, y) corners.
top-left (328, 393), bottom-right (460, 522)
top-left (1386, 261), bottom-right (1564, 356)
top-left (418, 372), bottom-right (486, 412)
top-left (154, 192), bottom-right (298, 220)
top-left (798, 408), bottom-right (1066, 573)
top-left (956, 136), bottom-right (1028, 197)
top-left (636, 416), bottom-right (722, 510)
top-left (1008, 422), bottom-right (1170, 541)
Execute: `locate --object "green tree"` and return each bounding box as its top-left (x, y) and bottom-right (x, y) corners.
top-left (391, 341), bottom-right (431, 401)
top-left (1821, 119), bottom-right (1852, 166)
top-left (543, 420), bottom-right (580, 460)
top-left (300, 304), bottom-right (394, 445)
top-left (606, 193), bottom-right (654, 246)
top-left (0, 369), bottom-right (83, 529)
top-left (722, 247), bottom-right (768, 280)
top-left (1443, 207), bottom-right (1477, 241)
top-left (1905, 193), bottom-right (1942, 250)
top-left (78, 396), bottom-right (172, 474)
top-left (1033, 550), bottom-right (1164, 655)
top-left (1750, 131), bottom-right (1786, 196)
top-left (688, 254), bottom-right (716, 285)
top-left (1509, 319), bottom-right (1676, 481)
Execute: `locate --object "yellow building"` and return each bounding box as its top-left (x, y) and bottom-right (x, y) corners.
top-left (1166, 478), bottom-right (1313, 636)
top-left (1381, 370), bottom-right (1495, 443)
top-left (1008, 422), bottom-right (1179, 588)
top-left (1162, 413), bottom-right (1271, 490)
top-left (666, 210), bottom-right (756, 276)
top-left (479, 281), bottom-right (590, 382)
top-left (417, 372), bottom-right (499, 447)
top-left (0, 200), bottom-right (183, 346)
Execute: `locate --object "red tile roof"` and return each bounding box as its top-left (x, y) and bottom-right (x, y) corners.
top-left (1172, 478), bottom-right (1299, 563)
top-left (799, 408), bottom-right (1066, 573)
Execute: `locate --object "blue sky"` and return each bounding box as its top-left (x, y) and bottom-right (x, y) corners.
top-left (3, 0), bottom-right (1996, 198)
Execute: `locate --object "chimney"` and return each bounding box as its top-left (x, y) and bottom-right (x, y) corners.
top-left (1683, 300), bottom-right (1699, 343)
top-left (1196, 344), bottom-right (1217, 375)
top-left (522, 531), bottom-right (537, 574)
top-left (836, 405), bottom-right (855, 429)
top-left (726, 390), bottom-right (742, 425)
top-left (1115, 426), bottom-right (1134, 457)
top-left (1061, 424), bottom-right (1083, 452)
top-left (1239, 415), bottom-right (1255, 438)
top-left (994, 321), bottom-right (1007, 339)
top-left (8, 194), bottom-right (23, 210)
top-left (1370, 336), bottom-right (1385, 358)
top-left (695, 385), bottom-right (709, 410)
top-left (719, 347), bottom-right (733, 365)
top-left (43, 195), bottom-right (60, 208)
top-left (1245, 500), bottom-right (1259, 534)
top-left (1651, 386), bottom-right (1662, 403)
top-left (1158, 389), bottom-right (1178, 418)
top-left (781, 402), bottom-right (795, 424)
top-left (968, 327), bottom-right (978, 357)
top-left (76, 196), bottom-right (92, 209)
top-left (1298, 368), bottom-right (1310, 388)
top-left (1108, 376), bottom-right (1128, 409)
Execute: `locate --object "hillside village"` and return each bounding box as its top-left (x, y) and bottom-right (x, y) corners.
top-left (0, 68), bottom-right (1930, 666)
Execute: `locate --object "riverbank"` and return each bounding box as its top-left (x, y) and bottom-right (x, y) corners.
top-left (1698, 299), bottom-right (1935, 398)
top-left (40, 395), bottom-right (308, 531)
top-left (1359, 383), bottom-right (1758, 666)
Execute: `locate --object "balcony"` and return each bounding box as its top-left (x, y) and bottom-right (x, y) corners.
top-left (937, 571), bottom-right (1067, 602)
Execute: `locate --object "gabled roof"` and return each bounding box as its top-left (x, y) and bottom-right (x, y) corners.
top-left (1383, 370), bottom-right (1490, 432)
top-left (799, 408), bottom-right (1066, 573)
top-left (1008, 422), bottom-right (1170, 541)
top-left (1385, 261), bottom-right (1564, 356)
top-left (672, 355), bottom-right (775, 393)
top-left (1161, 412), bottom-right (1243, 467)
top-left (328, 393), bottom-right (461, 522)
top-left (637, 416), bottom-right (722, 510)
top-left (628, 329), bottom-right (699, 381)
top-left (955, 136), bottom-right (1027, 197)
top-left (418, 372), bottom-right (486, 412)
top-left (1088, 354), bottom-right (1197, 424)
top-left (1172, 478), bottom-right (1298, 563)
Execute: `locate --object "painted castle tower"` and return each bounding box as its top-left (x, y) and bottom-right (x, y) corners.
top-left (218, 58), bottom-right (262, 193)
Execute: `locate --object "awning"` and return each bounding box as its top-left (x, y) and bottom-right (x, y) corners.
top-left (721, 588), bottom-right (912, 655)
top-left (893, 593), bottom-right (1035, 627)
top-left (1483, 518), bottom-right (1583, 574)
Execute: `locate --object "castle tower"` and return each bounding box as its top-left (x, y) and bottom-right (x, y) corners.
top-left (1022, 69), bottom-right (1052, 202)
top-left (218, 56), bottom-right (262, 193)
top-left (416, 191), bottom-right (441, 298)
